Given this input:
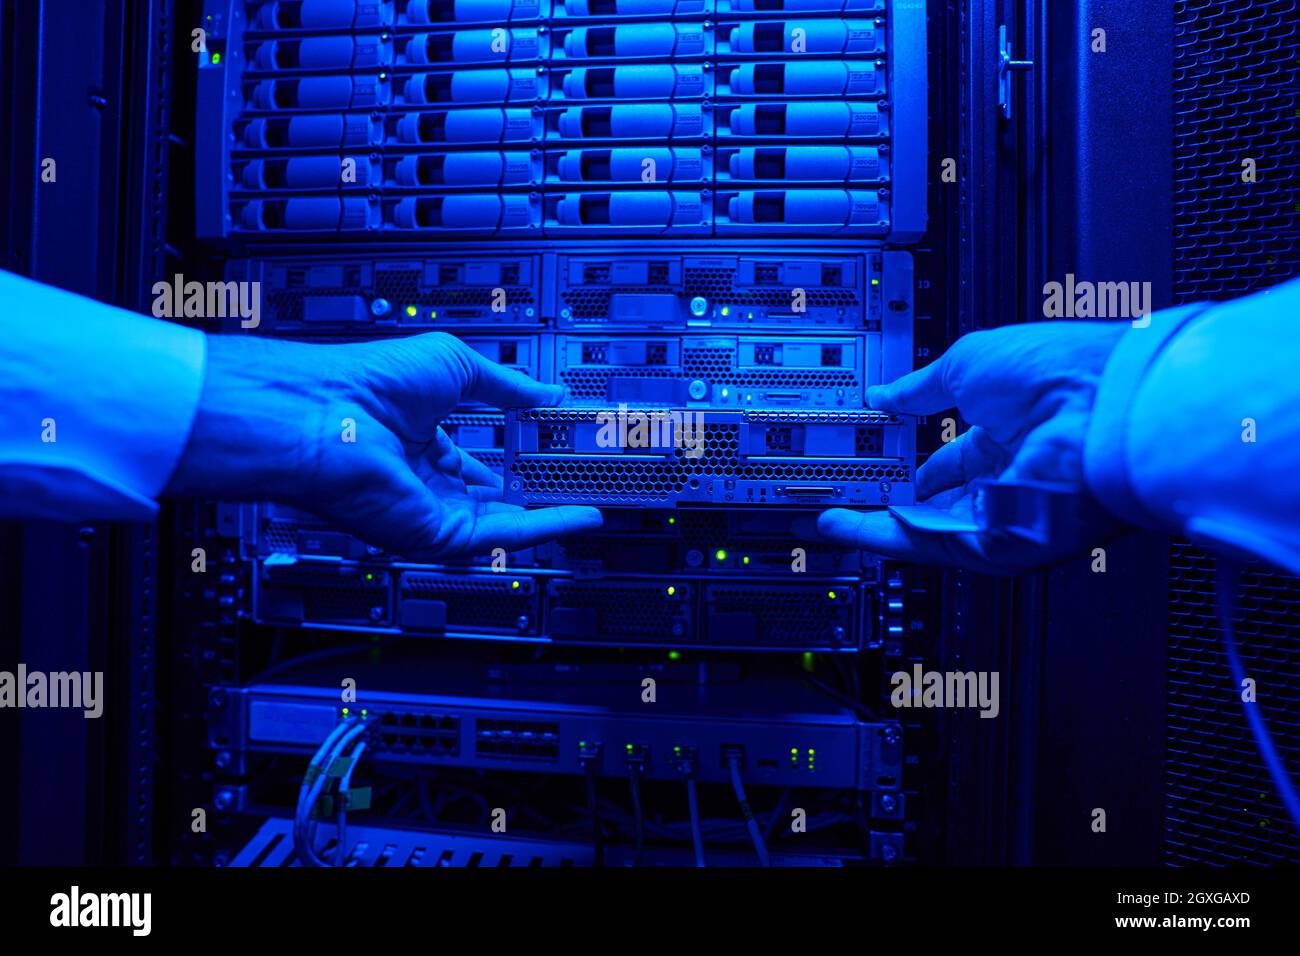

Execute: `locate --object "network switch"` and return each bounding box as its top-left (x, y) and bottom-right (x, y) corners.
top-left (504, 407), bottom-right (914, 507)
top-left (211, 650), bottom-right (904, 790)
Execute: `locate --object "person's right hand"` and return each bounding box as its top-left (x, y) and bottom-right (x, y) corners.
top-left (167, 331), bottom-right (602, 560)
top-left (809, 322), bottom-right (1130, 572)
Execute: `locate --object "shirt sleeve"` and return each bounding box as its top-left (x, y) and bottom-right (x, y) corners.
top-left (0, 270), bottom-right (207, 522)
top-left (1084, 276), bottom-right (1300, 574)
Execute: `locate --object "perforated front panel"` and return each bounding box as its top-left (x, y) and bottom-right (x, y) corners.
top-left (1165, 0), bottom-right (1300, 865)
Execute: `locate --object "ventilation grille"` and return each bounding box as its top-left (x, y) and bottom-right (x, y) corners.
top-left (1172, 0), bottom-right (1300, 299)
top-left (510, 450), bottom-right (910, 500)
top-left (1166, 0), bottom-right (1300, 865)
top-left (1165, 546), bottom-right (1300, 864)
top-left (262, 519), bottom-right (301, 552)
top-left (547, 581), bottom-right (690, 641)
top-left (683, 266), bottom-right (860, 308)
top-left (706, 585), bottom-right (856, 646)
top-left (401, 573), bottom-right (534, 630)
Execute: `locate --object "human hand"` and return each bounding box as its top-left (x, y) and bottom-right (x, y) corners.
top-left (166, 331), bottom-right (602, 559)
top-left (810, 322), bottom-right (1129, 572)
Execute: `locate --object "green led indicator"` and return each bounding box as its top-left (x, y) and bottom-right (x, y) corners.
top-left (666, 585), bottom-right (676, 596)
top-left (511, 580), bottom-right (521, 590)
top-left (626, 743), bottom-right (634, 752)
top-left (871, 278), bottom-right (880, 286)
top-left (742, 556), bottom-right (751, 566)
top-left (791, 748), bottom-right (798, 755)
top-left (342, 708), bottom-right (350, 716)
top-left (211, 52), bottom-right (222, 65)
top-left (674, 746), bottom-right (681, 754)
top-left (430, 310), bottom-right (437, 319)
top-left (715, 549), bottom-right (728, 562)
top-left (405, 305), bottom-right (418, 317)
top-left (808, 749), bottom-right (816, 756)
top-left (827, 590), bottom-right (837, 600)
top-left (721, 388), bottom-right (729, 398)
top-left (667, 516), bottom-right (676, 525)
top-left (365, 573), bottom-right (374, 581)
top-left (668, 650), bottom-right (681, 661)
top-left (721, 306), bottom-right (730, 316)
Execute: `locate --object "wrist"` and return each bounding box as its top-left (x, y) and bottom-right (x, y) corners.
top-left (165, 334), bottom-right (347, 502)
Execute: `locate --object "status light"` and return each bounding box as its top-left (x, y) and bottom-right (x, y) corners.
top-left (511, 580), bottom-right (521, 590)
top-left (715, 549), bottom-right (728, 561)
top-left (405, 305), bottom-right (418, 317)
top-left (211, 52), bottom-right (222, 65)
top-left (666, 586), bottom-right (676, 596)
top-left (827, 590), bottom-right (837, 600)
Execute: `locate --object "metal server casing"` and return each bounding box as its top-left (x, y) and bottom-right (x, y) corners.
top-left (504, 407), bottom-right (914, 507)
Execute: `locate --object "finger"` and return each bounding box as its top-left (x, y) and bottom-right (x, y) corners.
top-left (476, 500), bottom-right (523, 513)
top-left (813, 509), bottom-right (1013, 574)
top-left (457, 342), bottom-right (564, 409)
top-left (914, 426), bottom-right (1007, 500)
top-left (425, 427), bottom-right (463, 476)
top-left (458, 449), bottom-right (503, 488)
top-left (994, 404), bottom-right (1088, 485)
top-left (866, 353), bottom-right (955, 416)
top-left (467, 506), bottom-right (604, 552)
top-left (468, 484), bottom-right (504, 502)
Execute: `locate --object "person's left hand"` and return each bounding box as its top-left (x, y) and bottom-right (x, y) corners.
top-left (166, 331), bottom-right (602, 559)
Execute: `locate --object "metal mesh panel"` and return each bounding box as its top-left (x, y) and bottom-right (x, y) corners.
top-left (1166, 0), bottom-right (1300, 864)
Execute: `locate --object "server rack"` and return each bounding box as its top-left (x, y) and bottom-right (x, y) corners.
top-left (16, 0), bottom-right (1287, 873)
